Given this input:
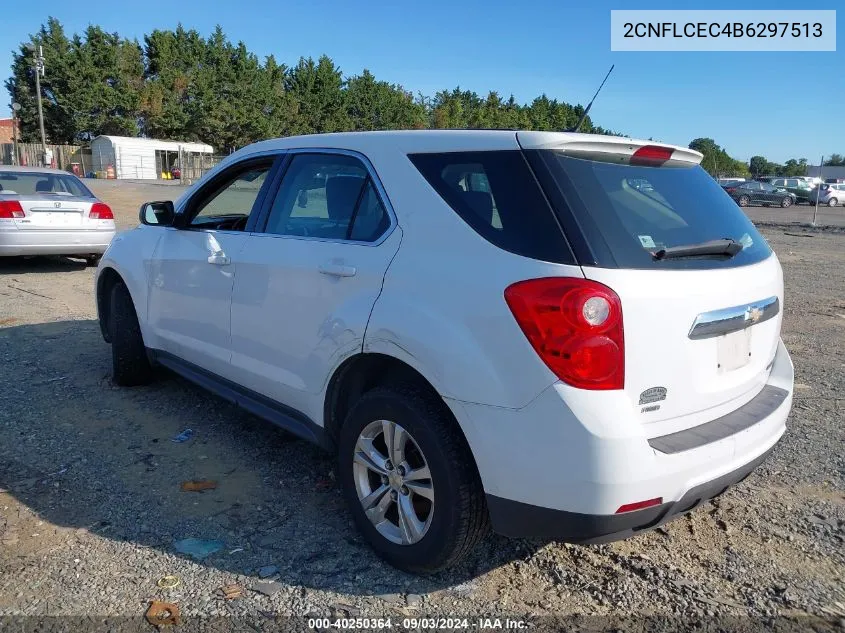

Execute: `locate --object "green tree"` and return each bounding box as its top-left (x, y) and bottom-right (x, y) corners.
top-left (6, 18), bottom-right (626, 151)
top-left (783, 158), bottom-right (808, 177)
top-left (824, 154), bottom-right (845, 166)
top-left (286, 55), bottom-right (349, 134)
top-left (689, 138), bottom-right (748, 177)
top-left (5, 17), bottom-right (76, 143)
top-left (345, 70), bottom-right (425, 131)
top-left (749, 155), bottom-right (768, 177)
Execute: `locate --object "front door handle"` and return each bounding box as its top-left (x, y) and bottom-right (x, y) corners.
top-left (207, 253), bottom-right (231, 266)
top-left (318, 263), bottom-right (357, 277)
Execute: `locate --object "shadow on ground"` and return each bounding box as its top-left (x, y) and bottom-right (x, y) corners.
top-left (0, 255), bottom-right (91, 274)
top-left (0, 319), bottom-right (530, 595)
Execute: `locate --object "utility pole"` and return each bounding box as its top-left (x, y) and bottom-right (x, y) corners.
top-left (26, 42), bottom-right (47, 165)
top-left (812, 155), bottom-right (822, 226)
top-left (11, 102), bottom-right (21, 165)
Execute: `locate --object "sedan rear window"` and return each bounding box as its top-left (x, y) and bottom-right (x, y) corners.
top-left (528, 152), bottom-right (772, 270)
top-left (408, 151), bottom-right (574, 264)
top-left (0, 171), bottom-right (93, 197)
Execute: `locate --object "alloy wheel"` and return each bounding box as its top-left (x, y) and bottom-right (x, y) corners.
top-left (352, 419), bottom-right (435, 545)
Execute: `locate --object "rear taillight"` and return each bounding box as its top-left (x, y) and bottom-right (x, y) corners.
top-left (0, 200), bottom-right (25, 218)
top-left (725, 187), bottom-right (736, 193)
top-left (504, 278), bottom-right (624, 390)
top-left (89, 202), bottom-right (114, 220)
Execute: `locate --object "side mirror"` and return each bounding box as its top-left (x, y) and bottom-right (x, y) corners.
top-left (140, 201), bottom-right (175, 226)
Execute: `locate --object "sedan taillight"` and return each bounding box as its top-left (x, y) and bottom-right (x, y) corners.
top-left (0, 200), bottom-right (25, 218)
top-left (89, 202), bottom-right (114, 220)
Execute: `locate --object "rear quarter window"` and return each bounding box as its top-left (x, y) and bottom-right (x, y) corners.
top-left (408, 151), bottom-right (574, 264)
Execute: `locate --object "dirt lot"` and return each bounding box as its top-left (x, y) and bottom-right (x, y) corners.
top-left (0, 180), bottom-right (843, 631)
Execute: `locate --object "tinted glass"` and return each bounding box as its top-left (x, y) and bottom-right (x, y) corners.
top-left (349, 180), bottom-right (390, 241)
top-left (533, 152), bottom-right (772, 270)
top-left (264, 153), bottom-right (388, 242)
top-left (0, 171), bottom-right (93, 197)
top-left (408, 151), bottom-right (574, 264)
top-left (786, 179), bottom-right (799, 187)
top-left (192, 166), bottom-right (270, 226)
top-left (761, 183), bottom-right (776, 192)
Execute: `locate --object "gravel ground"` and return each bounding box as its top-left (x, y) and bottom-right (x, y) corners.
top-left (0, 181), bottom-right (843, 631)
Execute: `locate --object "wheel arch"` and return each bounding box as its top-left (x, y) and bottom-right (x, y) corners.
top-left (96, 266), bottom-right (125, 343)
top-left (323, 353), bottom-right (482, 478)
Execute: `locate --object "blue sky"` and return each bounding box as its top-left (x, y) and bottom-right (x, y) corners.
top-left (1, 0), bottom-right (842, 162)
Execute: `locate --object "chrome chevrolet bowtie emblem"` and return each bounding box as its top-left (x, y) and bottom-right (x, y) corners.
top-left (54, 201), bottom-right (61, 208)
top-left (746, 306), bottom-right (763, 323)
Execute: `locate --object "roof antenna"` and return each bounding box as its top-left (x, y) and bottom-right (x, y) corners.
top-left (570, 64), bottom-right (614, 133)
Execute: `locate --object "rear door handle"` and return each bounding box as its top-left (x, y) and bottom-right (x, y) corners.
top-left (318, 263), bottom-right (357, 278)
top-left (207, 253), bottom-right (231, 266)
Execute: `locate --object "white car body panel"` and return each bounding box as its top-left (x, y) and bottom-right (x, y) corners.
top-left (147, 228), bottom-right (251, 379)
top-left (230, 228), bottom-right (402, 421)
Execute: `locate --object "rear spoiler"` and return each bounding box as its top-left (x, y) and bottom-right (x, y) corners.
top-left (516, 132), bottom-right (703, 167)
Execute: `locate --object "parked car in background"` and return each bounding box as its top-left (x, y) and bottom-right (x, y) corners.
top-left (95, 130), bottom-right (793, 572)
top-left (718, 177), bottom-right (746, 187)
top-left (824, 178), bottom-right (845, 184)
top-left (770, 177), bottom-right (813, 204)
top-left (724, 181), bottom-right (795, 207)
top-left (0, 166), bottom-right (115, 263)
top-left (808, 182), bottom-right (844, 206)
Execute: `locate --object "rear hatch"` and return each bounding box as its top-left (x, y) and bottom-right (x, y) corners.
top-left (519, 132), bottom-right (782, 432)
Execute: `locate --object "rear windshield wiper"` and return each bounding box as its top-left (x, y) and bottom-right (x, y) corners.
top-left (651, 238), bottom-right (743, 261)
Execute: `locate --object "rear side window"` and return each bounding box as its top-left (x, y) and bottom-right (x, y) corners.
top-left (408, 151), bottom-right (574, 264)
top-left (529, 151), bottom-right (772, 270)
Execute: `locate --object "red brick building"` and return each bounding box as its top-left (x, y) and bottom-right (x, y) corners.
top-left (0, 118), bottom-right (16, 144)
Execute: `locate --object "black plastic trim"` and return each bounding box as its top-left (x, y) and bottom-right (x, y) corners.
top-left (151, 350), bottom-right (329, 449)
top-left (486, 444), bottom-right (775, 541)
top-left (648, 385), bottom-right (788, 454)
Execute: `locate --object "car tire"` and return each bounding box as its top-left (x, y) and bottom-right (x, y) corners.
top-left (738, 195), bottom-right (750, 207)
top-left (109, 282), bottom-right (153, 386)
top-left (337, 385), bottom-right (489, 573)
top-left (829, 198), bottom-right (838, 207)
top-left (781, 196), bottom-right (792, 208)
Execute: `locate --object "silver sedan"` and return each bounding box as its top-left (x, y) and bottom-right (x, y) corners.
top-left (0, 166), bottom-right (116, 263)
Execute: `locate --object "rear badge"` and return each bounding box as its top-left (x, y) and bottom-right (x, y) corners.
top-left (641, 405), bottom-right (661, 413)
top-left (639, 386), bottom-right (667, 405)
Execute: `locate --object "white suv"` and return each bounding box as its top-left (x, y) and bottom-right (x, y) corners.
top-left (96, 131), bottom-right (794, 573)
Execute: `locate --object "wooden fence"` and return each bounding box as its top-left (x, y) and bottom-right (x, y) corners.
top-left (0, 142), bottom-right (94, 174)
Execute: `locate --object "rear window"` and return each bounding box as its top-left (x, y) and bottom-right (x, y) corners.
top-left (0, 171), bottom-right (93, 197)
top-left (529, 151), bottom-right (772, 270)
top-left (408, 151), bottom-right (574, 264)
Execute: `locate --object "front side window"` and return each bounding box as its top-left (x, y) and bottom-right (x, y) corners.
top-left (263, 153), bottom-right (389, 242)
top-left (190, 165), bottom-right (271, 227)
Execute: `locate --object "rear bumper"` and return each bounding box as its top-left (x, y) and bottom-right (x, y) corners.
top-left (447, 338), bottom-right (793, 541)
top-left (0, 228), bottom-right (115, 256)
top-left (487, 444), bottom-right (773, 541)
